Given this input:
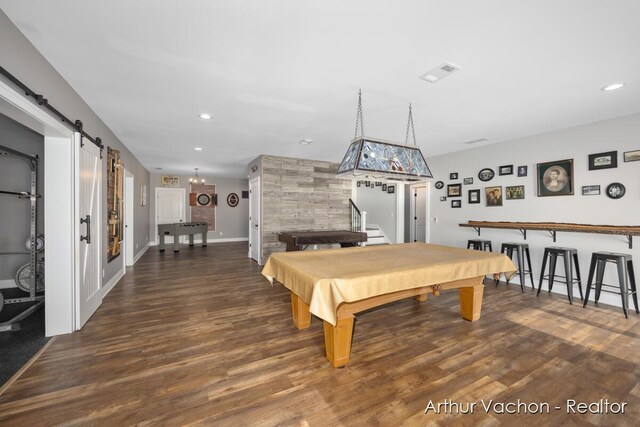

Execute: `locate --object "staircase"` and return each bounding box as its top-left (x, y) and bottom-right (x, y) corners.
top-left (349, 199), bottom-right (392, 246)
top-left (364, 224), bottom-right (391, 246)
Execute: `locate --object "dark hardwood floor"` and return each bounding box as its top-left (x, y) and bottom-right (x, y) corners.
top-left (0, 242), bottom-right (639, 426)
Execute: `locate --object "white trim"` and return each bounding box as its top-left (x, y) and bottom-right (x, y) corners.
top-left (395, 183), bottom-right (405, 243)
top-left (149, 237), bottom-right (248, 246)
top-left (124, 169), bottom-right (135, 267)
top-left (133, 244), bottom-right (149, 264)
top-left (1, 78), bottom-right (76, 337)
top-left (102, 267), bottom-right (124, 298)
top-left (196, 237), bottom-right (249, 244)
top-left (0, 279), bottom-right (17, 289)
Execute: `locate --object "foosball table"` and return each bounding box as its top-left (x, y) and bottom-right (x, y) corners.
top-left (157, 222), bottom-right (208, 252)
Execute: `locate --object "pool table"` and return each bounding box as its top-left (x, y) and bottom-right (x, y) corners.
top-left (262, 243), bottom-right (516, 367)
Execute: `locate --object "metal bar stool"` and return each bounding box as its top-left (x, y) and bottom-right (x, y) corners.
top-left (583, 252), bottom-right (638, 318)
top-left (536, 246), bottom-right (583, 304)
top-left (467, 239), bottom-right (493, 251)
top-left (500, 242), bottom-right (534, 292)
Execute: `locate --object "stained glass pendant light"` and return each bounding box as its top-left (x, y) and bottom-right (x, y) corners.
top-left (337, 90), bottom-right (433, 181)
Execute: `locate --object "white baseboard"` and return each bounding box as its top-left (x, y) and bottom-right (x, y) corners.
top-left (133, 244), bottom-right (149, 264)
top-left (102, 268), bottom-right (125, 298)
top-left (195, 237), bottom-right (248, 244)
top-left (0, 279), bottom-right (17, 289)
top-left (150, 237), bottom-right (248, 245)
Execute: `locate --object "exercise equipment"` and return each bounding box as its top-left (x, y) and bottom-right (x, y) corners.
top-left (0, 144), bottom-right (44, 332)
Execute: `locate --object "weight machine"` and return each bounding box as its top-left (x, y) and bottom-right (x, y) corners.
top-left (0, 144), bottom-right (44, 332)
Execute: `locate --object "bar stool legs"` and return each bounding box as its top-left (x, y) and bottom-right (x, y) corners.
top-left (583, 252), bottom-right (638, 318)
top-left (500, 243), bottom-right (533, 293)
top-left (537, 247), bottom-right (583, 304)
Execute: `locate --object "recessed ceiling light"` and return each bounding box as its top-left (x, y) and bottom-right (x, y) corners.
top-left (199, 113), bottom-right (212, 119)
top-left (601, 83), bottom-right (625, 91)
top-left (299, 139), bottom-right (315, 145)
top-left (194, 147), bottom-right (203, 151)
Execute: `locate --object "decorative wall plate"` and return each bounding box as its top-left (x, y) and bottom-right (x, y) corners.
top-left (227, 193), bottom-right (239, 207)
top-left (606, 182), bottom-right (625, 199)
top-left (478, 168), bottom-right (495, 182)
top-left (434, 181), bottom-right (444, 189)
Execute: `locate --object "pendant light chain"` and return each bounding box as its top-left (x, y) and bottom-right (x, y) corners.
top-left (405, 103), bottom-right (417, 146)
top-left (354, 89), bottom-right (365, 139)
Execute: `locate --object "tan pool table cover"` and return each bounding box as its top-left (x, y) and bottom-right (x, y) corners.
top-left (262, 243), bottom-right (517, 325)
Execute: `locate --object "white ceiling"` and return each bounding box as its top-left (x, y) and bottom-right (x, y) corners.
top-left (2, 1), bottom-right (640, 178)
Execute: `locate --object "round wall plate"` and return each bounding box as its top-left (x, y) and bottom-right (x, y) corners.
top-left (227, 193), bottom-right (239, 207)
top-left (606, 182), bottom-right (625, 199)
top-left (478, 168), bottom-right (495, 182)
top-left (434, 181), bottom-right (444, 189)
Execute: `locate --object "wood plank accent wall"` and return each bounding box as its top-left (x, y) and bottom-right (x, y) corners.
top-left (261, 155), bottom-right (353, 261)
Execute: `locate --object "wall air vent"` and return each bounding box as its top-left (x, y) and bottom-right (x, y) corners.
top-left (463, 138), bottom-right (488, 145)
top-left (419, 62), bottom-right (461, 83)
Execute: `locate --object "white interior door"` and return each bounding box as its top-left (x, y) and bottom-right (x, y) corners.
top-left (156, 188), bottom-right (185, 244)
top-left (411, 185), bottom-right (427, 242)
top-left (75, 133), bottom-right (102, 329)
top-left (249, 177), bottom-right (260, 263)
top-left (124, 170), bottom-right (134, 266)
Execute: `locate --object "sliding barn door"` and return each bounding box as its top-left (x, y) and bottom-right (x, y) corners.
top-left (75, 133), bottom-right (102, 329)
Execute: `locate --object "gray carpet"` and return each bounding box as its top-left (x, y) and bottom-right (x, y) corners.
top-left (0, 288), bottom-right (48, 387)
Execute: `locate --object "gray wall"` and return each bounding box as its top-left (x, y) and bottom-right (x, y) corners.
top-left (355, 184), bottom-right (397, 243)
top-left (0, 10), bottom-right (151, 285)
top-left (428, 113), bottom-right (640, 307)
top-left (0, 113), bottom-right (44, 284)
top-left (149, 173), bottom-right (249, 243)
top-left (250, 155), bottom-right (353, 262)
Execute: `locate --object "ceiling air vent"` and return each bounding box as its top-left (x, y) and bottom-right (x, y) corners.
top-left (419, 62), bottom-right (461, 83)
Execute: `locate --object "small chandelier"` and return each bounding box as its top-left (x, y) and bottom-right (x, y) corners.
top-left (337, 90), bottom-right (433, 181)
top-left (189, 168), bottom-right (205, 184)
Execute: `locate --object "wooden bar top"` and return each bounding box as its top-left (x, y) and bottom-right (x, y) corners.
top-left (459, 221), bottom-right (640, 236)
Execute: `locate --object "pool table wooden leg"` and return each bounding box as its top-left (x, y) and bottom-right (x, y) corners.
top-left (458, 282), bottom-right (484, 321)
top-left (290, 292), bottom-right (311, 329)
top-left (323, 316), bottom-right (355, 368)
top-left (414, 293), bottom-right (428, 302)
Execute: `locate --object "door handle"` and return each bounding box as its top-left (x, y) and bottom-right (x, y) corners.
top-left (80, 215), bottom-right (91, 244)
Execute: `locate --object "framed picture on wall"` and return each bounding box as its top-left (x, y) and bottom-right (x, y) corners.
top-left (537, 159), bottom-right (574, 196)
top-left (387, 185), bottom-right (395, 194)
top-left (463, 177), bottom-right (473, 185)
top-left (517, 165), bottom-right (528, 177)
top-left (440, 196), bottom-right (447, 201)
top-left (499, 165), bottom-right (513, 175)
top-left (451, 200), bottom-right (461, 208)
top-left (450, 173), bottom-right (458, 180)
top-left (582, 185), bottom-right (600, 196)
top-left (624, 150), bottom-right (640, 162)
top-left (485, 186), bottom-right (503, 206)
top-left (588, 151), bottom-right (617, 170)
top-left (468, 189), bottom-right (480, 204)
top-left (506, 185), bottom-right (525, 200)
top-left (382, 184), bottom-right (387, 191)
top-left (447, 184), bottom-right (462, 197)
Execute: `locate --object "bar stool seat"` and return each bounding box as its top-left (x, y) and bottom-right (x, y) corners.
top-left (500, 242), bottom-right (534, 292)
top-left (583, 252), bottom-right (638, 318)
top-left (536, 246), bottom-right (583, 304)
top-left (467, 239), bottom-right (493, 251)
